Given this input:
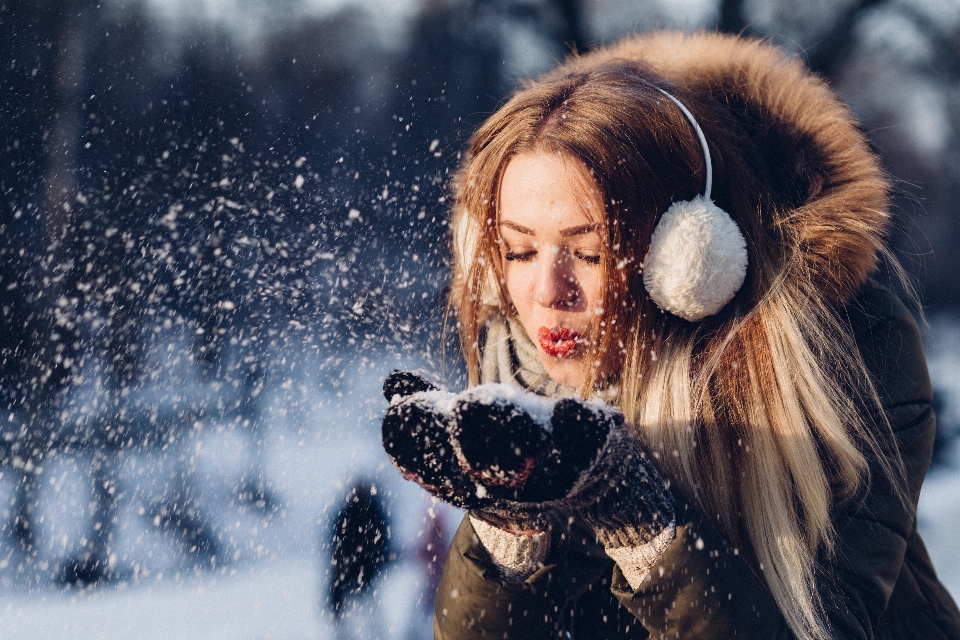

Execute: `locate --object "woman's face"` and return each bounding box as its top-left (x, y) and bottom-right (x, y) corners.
top-left (498, 151), bottom-right (606, 388)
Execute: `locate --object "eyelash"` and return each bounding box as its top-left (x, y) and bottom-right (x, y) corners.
top-left (504, 250), bottom-right (536, 262)
top-left (504, 250), bottom-right (601, 265)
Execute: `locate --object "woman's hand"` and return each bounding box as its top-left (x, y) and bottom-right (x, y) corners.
top-left (381, 371), bottom-right (555, 530)
top-left (380, 371), bottom-right (479, 508)
top-left (381, 370), bottom-right (675, 549)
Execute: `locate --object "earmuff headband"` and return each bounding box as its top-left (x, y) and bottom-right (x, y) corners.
top-left (657, 89), bottom-right (713, 200)
top-left (642, 89), bottom-right (748, 322)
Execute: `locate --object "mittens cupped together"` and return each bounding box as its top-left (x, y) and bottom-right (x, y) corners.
top-left (381, 372), bottom-right (605, 507)
top-left (380, 370), bottom-right (675, 549)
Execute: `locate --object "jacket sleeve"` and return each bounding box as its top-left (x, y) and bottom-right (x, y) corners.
top-left (611, 282), bottom-right (936, 640)
top-left (434, 512), bottom-right (644, 640)
top-left (819, 283), bottom-right (936, 637)
top-left (609, 498), bottom-right (788, 638)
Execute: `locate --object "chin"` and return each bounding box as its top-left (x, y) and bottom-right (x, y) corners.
top-left (541, 356), bottom-right (584, 388)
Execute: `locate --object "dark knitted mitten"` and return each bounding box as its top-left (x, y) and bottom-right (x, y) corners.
top-left (449, 385), bottom-right (559, 531)
top-left (552, 400), bottom-right (675, 549)
top-left (382, 369), bottom-right (440, 400)
top-left (381, 371), bottom-right (476, 508)
top-left (380, 371), bottom-right (548, 530)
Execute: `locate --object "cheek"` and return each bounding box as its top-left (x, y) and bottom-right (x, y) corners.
top-left (580, 268), bottom-right (605, 311)
top-left (502, 261), bottom-right (531, 304)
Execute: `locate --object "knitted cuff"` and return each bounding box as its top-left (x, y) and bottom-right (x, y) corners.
top-left (576, 428), bottom-right (675, 549)
top-left (590, 512), bottom-right (670, 548)
top-left (469, 515), bottom-right (551, 582)
top-left (603, 522), bottom-right (676, 590)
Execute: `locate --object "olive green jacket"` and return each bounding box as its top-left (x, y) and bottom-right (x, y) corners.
top-left (434, 283), bottom-right (960, 639)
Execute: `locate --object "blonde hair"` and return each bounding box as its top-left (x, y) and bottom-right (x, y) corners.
top-left (448, 35), bottom-right (908, 640)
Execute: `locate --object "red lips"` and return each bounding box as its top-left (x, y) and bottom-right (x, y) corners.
top-left (537, 326), bottom-right (581, 358)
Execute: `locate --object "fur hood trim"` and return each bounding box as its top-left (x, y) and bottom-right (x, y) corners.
top-left (565, 31), bottom-right (891, 304)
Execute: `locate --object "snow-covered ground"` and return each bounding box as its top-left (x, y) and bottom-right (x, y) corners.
top-left (1, 347), bottom-right (462, 639)
top-left (3, 405), bottom-right (458, 639)
top-left (7, 462), bottom-right (958, 640)
top-left (4, 554), bottom-right (440, 640)
top-left (3, 317), bottom-right (960, 639)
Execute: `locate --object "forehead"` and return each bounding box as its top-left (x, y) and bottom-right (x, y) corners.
top-left (498, 151), bottom-right (604, 227)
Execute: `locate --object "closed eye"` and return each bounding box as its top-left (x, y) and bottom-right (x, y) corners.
top-left (576, 252), bottom-right (601, 265)
top-left (504, 250), bottom-right (537, 262)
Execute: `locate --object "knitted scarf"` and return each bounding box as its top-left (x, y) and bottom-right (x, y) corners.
top-left (478, 314), bottom-right (576, 398)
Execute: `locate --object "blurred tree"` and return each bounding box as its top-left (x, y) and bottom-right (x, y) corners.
top-left (714, 0), bottom-right (960, 308)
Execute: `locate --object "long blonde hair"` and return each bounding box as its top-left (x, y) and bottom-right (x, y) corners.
top-left (448, 33), bottom-right (908, 640)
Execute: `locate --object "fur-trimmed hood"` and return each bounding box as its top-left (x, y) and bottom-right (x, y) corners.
top-left (560, 31), bottom-right (890, 305)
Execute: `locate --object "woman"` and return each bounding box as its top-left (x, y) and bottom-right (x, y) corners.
top-left (380, 31), bottom-right (960, 639)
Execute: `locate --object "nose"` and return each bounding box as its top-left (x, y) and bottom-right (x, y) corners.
top-left (532, 248), bottom-right (579, 308)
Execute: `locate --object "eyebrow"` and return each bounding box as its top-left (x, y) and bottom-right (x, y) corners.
top-left (560, 224), bottom-right (600, 238)
top-left (499, 221), bottom-right (600, 237)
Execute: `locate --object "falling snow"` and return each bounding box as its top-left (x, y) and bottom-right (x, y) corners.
top-left (2, 0), bottom-right (960, 637)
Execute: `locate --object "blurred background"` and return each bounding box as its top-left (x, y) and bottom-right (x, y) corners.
top-left (1, 0), bottom-right (959, 638)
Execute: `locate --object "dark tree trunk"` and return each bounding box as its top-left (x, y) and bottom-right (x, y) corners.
top-left (717, 0), bottom-right (749, 35)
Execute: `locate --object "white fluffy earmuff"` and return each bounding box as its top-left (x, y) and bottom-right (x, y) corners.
top-left (642, 90), bottom-right (748, 322)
